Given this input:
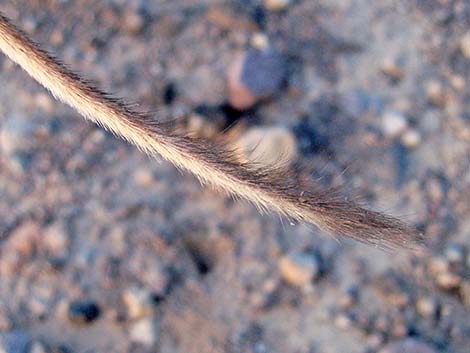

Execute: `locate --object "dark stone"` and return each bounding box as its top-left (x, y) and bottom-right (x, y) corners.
top-left (163, 82), bottom-right (177, 105)
top-left (240, 48), bottom-right (286, 97)
top-left (67, 300), bottom-right (101, 324)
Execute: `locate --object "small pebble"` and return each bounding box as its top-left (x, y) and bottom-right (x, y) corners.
top-left (416, 296), bottom-right (438, 318)
top-left (401, 129), bottom-right (421, 148)
top-left (459, 31), bottom-right (470, 58)
top-left (381, 58), bottom-right (404, 82)
top-left (264, 0), bottom-right (292, 11)
top-left (133, 168), bottom-right (154, 187)
top-left (43, 222), bottom-right (69, 258)
top-left (382, 111), bottom-right (408, 138)
top-left (122, 287), bottom-right (154, 319)
top-left (428, 256), bottom-right (449, 275)
top-left (236, 126), bottom-right (297, 167)
top-left (425, 80), bottom-right (446, 107)
top-left (436, 272), bottom-right (461, 290)
top-left (250, 33), bottom-right (270, 50)
top-left (379, 338), bottom-right (437, 353)
top-left (227, 48), bottom-right (286, 110)
top-left (278, 252), bottom-right (320, 288)
top-left (67, 300), bottom-right (101, 325)
top-left (123, 10), bottom-right (144, 34)
top-left (130, 318), bottom-right (157, 346)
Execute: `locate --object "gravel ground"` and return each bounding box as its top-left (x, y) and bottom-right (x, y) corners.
top-left (0, 1), bottom-right (469, 352)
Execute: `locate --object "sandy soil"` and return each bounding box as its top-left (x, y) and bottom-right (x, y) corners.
top-left (0, 1), bottom-right (469, 352)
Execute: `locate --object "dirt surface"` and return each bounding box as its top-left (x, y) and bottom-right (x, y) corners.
top-left (0, 1), bottom-right (469, 352)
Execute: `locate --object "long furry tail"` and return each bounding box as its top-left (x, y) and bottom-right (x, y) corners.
top-left (0, 13), bottom-right (423, 250)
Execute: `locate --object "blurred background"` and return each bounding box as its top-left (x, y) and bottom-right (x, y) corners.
top-left (0, 1), bottom-right (469, 352)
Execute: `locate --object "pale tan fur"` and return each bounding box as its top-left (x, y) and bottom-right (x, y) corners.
top-left (0, 13), bottom-right (423, 250)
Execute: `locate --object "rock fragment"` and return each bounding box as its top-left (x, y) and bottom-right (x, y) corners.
top-left (401, 128), bottom-right (421, 149)
top-left (436, 272), bottom-right (461, 290)
top-left (227, 47), bottom-right (286, 110)
top-left (43, 222), bottom-right (69, 258)
top-left (236, 126), bottom-right (297, 167)
top-left (130, 318), bottom-right (157, 346)
top-left (416, 296), bottom-right (438, 318)
top-left (122, 287), bottom-right (154, 320)
top-left (381, 58), bottom-right (404, 82)
top-left (278, 252), bottom-right (320, 288)
top-left (425, 80), bottom-right (446, 107)
top-left (122, 9), bottom-right (144, 34)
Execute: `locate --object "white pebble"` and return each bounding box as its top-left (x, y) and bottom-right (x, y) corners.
top-left (460, 31), bottom-right (470, 58)
top-left (401, 129), bottom-right (421, 148)
top-left (251, 33), bottom-right (270, 50)
top-left (236, 126), bottom-right (297, 167)
top-left (382, 111), bottom-right (408, 138)
top-left (130, 318), bottom-right (157, 346)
